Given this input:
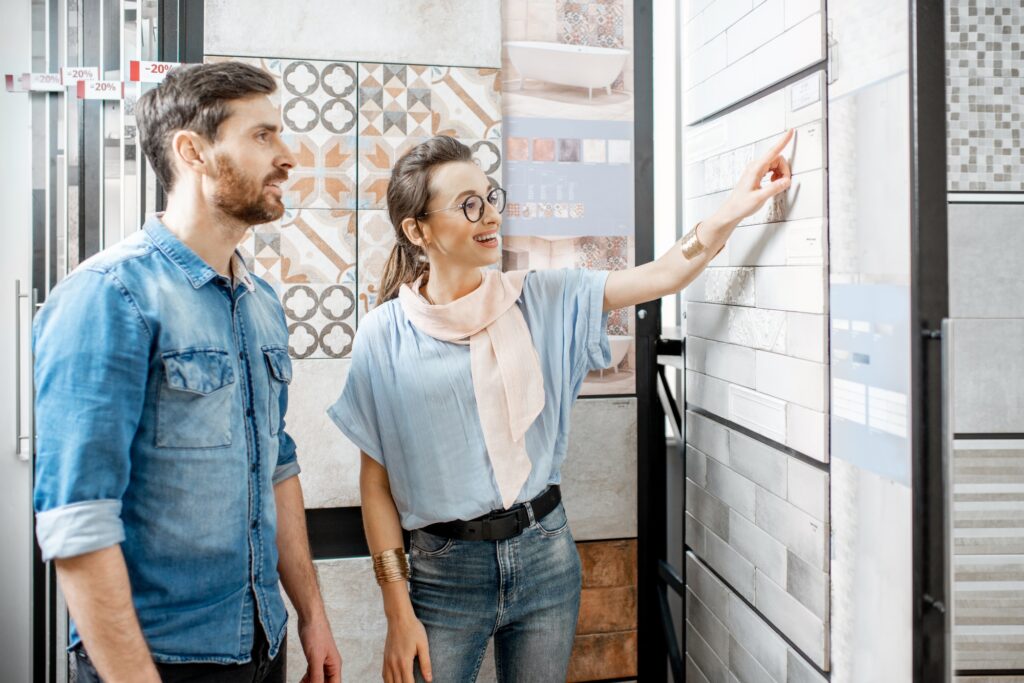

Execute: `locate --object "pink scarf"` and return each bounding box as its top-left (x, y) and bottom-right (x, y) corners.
top-left (398, 269), bottom-right (545, 509)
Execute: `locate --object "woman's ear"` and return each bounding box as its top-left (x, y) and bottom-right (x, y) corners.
top-left (401, 217), bottom-right (427, 250)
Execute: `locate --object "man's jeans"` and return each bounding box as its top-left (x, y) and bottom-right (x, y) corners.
top-left (72, 625), bottom-right (286, 683)
top-left (409, 502), bottom-right (582, 682)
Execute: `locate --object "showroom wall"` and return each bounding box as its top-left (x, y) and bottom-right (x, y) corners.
top-left (204, 0), bottom-right (640, 679)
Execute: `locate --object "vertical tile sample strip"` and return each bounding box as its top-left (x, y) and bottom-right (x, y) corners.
top-left (684, 71), bottom-right (829, 463)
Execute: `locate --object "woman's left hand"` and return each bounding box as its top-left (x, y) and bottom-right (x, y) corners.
top-left (712, 128), bottom-right (794, 227)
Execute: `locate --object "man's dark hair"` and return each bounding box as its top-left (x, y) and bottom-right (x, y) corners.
top-left (135, 61), bottom-right (276, 192)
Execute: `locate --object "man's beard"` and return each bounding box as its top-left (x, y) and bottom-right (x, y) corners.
top-left (211, 153), bottom-right (287, 225)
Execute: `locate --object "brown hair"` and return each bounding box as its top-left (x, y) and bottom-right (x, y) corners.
top-left (135, 61), bottom-right (277, 192)
top-left (377, 136), bottom-right (474, 304)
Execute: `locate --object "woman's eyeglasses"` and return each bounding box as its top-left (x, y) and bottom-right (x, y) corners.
top-left (418, 187), bottom-right (507, 223)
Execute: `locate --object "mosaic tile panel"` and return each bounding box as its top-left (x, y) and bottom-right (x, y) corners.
top-left (356, 209), bottom-right (398, 318)
top-left (946, 0), bottom-right (1024, 191)
top-left (557, 0), bottom-right (627, 89)
top-left (282, 283), bottom-right (356, 359)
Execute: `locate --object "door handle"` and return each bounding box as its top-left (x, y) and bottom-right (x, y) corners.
top-left (14, 279), bottom-right (33, 462)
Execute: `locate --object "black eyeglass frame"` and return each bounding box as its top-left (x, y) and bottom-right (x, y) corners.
top-left (417, 187), bottom-right (507, 223)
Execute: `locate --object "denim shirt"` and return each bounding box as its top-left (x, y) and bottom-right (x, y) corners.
top-left (32, 216), bottom-right (299, 664)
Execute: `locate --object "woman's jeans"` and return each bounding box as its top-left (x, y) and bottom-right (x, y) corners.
top-left (409, 502), bottom-right (582, 682)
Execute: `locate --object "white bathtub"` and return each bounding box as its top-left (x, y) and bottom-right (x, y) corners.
top-left (504, 40), bottom-right (630, 99)
top-left (596, 334), bottom-right (632, 376)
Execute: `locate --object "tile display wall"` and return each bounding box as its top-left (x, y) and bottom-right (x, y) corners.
top-left (686, 552), bottom-right (827, 683)
top-left (684, 71), bottom-right (828, 463)
top-left (683, 0), bottom-right (825, 124)
top-left (686, 411), bottom-right (830, 669)
top-left (682, 2), bottom-right (831, 678)
top-left (946, 0), bottom-right (1024, 192)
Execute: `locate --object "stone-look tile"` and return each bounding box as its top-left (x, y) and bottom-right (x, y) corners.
top-left (282, 283), bottom-right (356, 359)
top-left (727, 428), bottom-right (788, 498)
top-left (706, 458), bottom-right (756, 521)
top-left (355, 210), bottom-right (397, 319)
top-left (754, 570), bottom-right (827, 669)
top-left (949, 204), bottom-right (1024, 318)
top-left (687, 479), bottom-right (730, 540)
top-left (561, 398), bottom-right (638, 541)
top-left (686, 552), bottom-right (828, 683)
top-left (577, 539), bottom-right (636, 589)
top-left (206, 0), bottom-right (503, 68)
top-left (705, 527), bottom-right (756, 601)
top-left (687, 267), bottom-right (756, 307)
top-left (282, 557), bottom-right (387, 683)
top-left (952, 319), bottom-right (1024, 434)
top-left (785, 403), bottom-right (828, 464)
top-left (687, 410), bottom-right (730, 464)
top-left (686, 303), bottom-right (827, 365)
top-left (687, 445), bottom-right (709, 488)
top-left (786, 550), bottom-right (828, 620)
top-left (567, 632), bottom-right (637, 682)
top-left (288, 359), bottom-right (360, 508)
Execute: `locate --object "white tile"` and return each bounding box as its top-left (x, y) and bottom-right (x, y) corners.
top-left (685, 89), bottom-right (787, 161)
top-left (754, 570), bottom-right (827, 668)
top-left (687, 33), bottom-right (729, 85)
top-left (687, 369), bottom-right (732, 418)
top-left (686, 302), bottom-right (788, 353)
top-left (706, 527), bottom-right (757, 601)
top-left (787, 550), bottom-right (828, 620)
top-left (561, 398), bottom-right (638, 541)
top-left (205, 0), bottom-right (502, 67)
top-left (726, 0), bottom-right (784, 64)
top-left (786, 403), bottom-right (827, 463)
top-left (727, 430), bottom-right (789, 498)
top-left (754, 487), bottom-right (827, 570)
top-left (752, 12), bottom-right (824, 92)
top-left (729, 508), bottom-right (788, 584)
top-left (686, 336), bottom-right (757, 388)
top-left (687, 267), bottom-right (757, 306)
top-left (688, 479), bottom-right (731, 539)
top-left (725, 222), bottom-right (789, 266)
top-left (706, 458), bottom-right (757, 520)
top-left (790, 121), bottom-right (826, 175)
top-left (687, 409), bottom-right (731, 464)
top-left (785, 312), bottom-right (827, 363)
top-left (702, 0), bottom-right (755, 40)
top-left (754, 350), bottom-right (827, 411)
top-left (725, 592), bottom-right (788, 681)
top-left (607, 139), bottom-right (632, 163)
top-left (787, 459), bottom-right (828, 521)
top-left (687, 444), bottom-right (709, 488)
top-left (784, 0), bottom-right (821, 29)
top-left (289, 360), bottom-right (361, 509)
top-left (784, 218), bottom-right (826, 266)
top-left (728, 384), bottom-right (787, 443)
top-left (755, 266), bottom-right (826, 314)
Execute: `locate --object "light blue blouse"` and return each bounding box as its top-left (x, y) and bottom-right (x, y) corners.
top-left (328, 268), bottom-right (611, 529)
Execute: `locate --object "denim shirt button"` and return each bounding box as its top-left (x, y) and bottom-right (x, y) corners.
top-left (246, 408), bottom-right (254, 417)
top-left (238, 352), bottom-right (244, 360)
top-left (251, 519), bottom-right (258, 530)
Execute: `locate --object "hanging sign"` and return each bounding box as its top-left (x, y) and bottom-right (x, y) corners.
top-left (4, 74), bottom-right (27, 92)
top-left (60, 66), bottom-right (100, 86)
top-left (77, 79), bottom-right (124, 100)
top-left (27, 72), bottom-right (64, 91)
top-left (129, 60), bottom-right (180, 83)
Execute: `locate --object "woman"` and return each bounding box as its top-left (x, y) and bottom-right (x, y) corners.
top-left (329, 132), bottom-right (792, 682)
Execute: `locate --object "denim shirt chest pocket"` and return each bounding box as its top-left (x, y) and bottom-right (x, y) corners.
top-left (262, 345), bottom-right (291, 437)
top-left (156, 348), bottom-right (236, 448)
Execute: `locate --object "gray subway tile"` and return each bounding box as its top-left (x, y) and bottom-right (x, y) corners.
top-left (688, 409), bottom-right (731, 464)
top-left (686, 622), bottom-right (731, 683)
top-left (754, 487), bottom-right (828, 571)
top-left (786, 550), bottom-right (828, 620)
top-left (754, 570), bottom-right (827, 669)
top-left (726, 592), bottom-right (788, 682)
top-left (706, 528), bottom-right (757, 602)
top-left (786, 650), bottom-right (827, 683)
top-left (687, 512), bottom-right (709, 558)
top-left (730, 509), bottom-right (788, 586)
top-left (729, 635), bottom-right (781, 683)
top-left (688, 589), bottom-right (731, 662)
top-left (728, 430), bottom-right (789, 498)
top-left (707, 458), bottom-right (757, 521)
top-left (688, 479), bottom-right (732, 540)
top-left (786, 458), bottom-right (828, 522)
top-left (688, 445), bottom-right (709, 487)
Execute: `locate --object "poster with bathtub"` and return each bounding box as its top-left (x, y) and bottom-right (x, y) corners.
top-left (501, 0), bottom-right (636, 395)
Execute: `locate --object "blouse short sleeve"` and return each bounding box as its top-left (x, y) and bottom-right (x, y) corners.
top-left (327, 315), bottom-right (385, 465)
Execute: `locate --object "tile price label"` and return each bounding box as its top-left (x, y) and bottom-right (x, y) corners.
top-left (77, 79), bottom-right (124, 100)
top-left (129, 60), bottom-right (180, 83)
top-left (60, 66), bottom-right (100, 86)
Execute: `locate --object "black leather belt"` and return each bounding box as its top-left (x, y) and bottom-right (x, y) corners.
top-left (422, 486), bottom-right (561, 541)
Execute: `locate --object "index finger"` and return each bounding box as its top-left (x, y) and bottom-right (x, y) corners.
top-left (762, 129), bottom-right (794, 164)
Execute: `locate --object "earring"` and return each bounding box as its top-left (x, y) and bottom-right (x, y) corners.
top-left (417, 253), bottom-right (428, 264)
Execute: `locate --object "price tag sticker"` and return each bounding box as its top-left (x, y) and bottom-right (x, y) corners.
top-left (77, 79), bottom-right (124, 100)
top-left (129, 60), bottom-right (180, 83)
top-left (28, 72), bottom-right (64, 92)
top-left (60, 66), bottom-right (100, 86)
top-left (5, 74), bottom-right (27, 92)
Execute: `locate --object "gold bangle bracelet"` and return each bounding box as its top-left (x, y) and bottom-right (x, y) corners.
top-left (679, 222), bottom-right (707, 260)
top-left (372, 548), bottom-right (409, 585)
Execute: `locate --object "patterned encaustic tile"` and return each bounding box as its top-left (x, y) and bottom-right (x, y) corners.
top-left (282, 283), bottom-right (357, 359)
top-left (249, 209), bottom-right (357, 293)
top-left (557, 0), bottom-right (626, 89)
top-left (357, 136), bottom-right (429, 210)
top-left (280, 60), bottom-right (358, 209)
top-left (357, 210), bottom-right (398, 318)
top-left (946, 0), bottom-right (1024, 191)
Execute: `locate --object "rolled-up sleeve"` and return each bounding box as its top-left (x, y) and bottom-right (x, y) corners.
top-left (33, 269), bottom-right (151, 561)
top-left (327, 320), bottom-right (385, 465)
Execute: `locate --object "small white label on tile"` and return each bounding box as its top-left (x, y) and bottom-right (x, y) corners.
top-left (790, 75), bottom-right (821, 111)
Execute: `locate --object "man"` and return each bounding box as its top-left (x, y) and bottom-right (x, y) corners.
top-left (33, 62), bottom-right (342, 682)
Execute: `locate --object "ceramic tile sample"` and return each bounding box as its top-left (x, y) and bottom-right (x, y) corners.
top-left (685, 410), bottom-right (829, 667)
top-left (561, 398), bottom-right (638, 540)
top-left (288, 360), bottom-right (361, 508)
top-left (951, 319), bottom-right (1024, 434)
top-left (205, 0), bottom-right (502, 68)
top-left (946, 0), bottom-right (1024, 192)
top-left (569, 540), bottom-right (638, 681)
top-left (948, 204), bottom-right (1024, 318)
top-left (951, 441), bottom-right (1024, 672)
top-left (686, 552), bottom-right (828, 683)
top-left (682, 0), bottom-right (824, 123)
